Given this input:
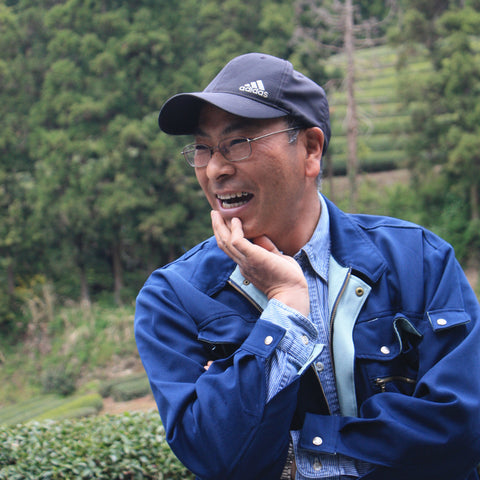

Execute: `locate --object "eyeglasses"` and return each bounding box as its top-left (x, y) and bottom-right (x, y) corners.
top-left (181, 127), bottom-right (300, 167)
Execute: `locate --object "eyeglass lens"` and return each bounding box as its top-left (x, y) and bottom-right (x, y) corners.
top-left (185, 137), bottom-right (251, 166)
top-left (182, 127), bottom-right (300, 167)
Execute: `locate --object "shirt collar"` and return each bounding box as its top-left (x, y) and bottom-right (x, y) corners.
top-left (294, 193), bottom-right (331, 281)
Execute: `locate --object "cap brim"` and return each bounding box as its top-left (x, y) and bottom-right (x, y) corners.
top-left (158, 92), bottom-right (287, 135)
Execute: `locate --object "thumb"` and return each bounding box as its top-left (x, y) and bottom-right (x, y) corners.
top-left (252, 235), bottom-right (281, 254)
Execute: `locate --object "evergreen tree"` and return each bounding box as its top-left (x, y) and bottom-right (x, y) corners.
top-left (0, 4), bottom-right (49, 333)
top-left (394, 2), bottom-right (480, 262)
top-left (1, 0), bottom-right (395, 324)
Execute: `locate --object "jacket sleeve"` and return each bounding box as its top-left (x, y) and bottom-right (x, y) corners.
top-left (298, 239), bottom-right (480, 479)
top-left (134, 269), bottom-right (305, 480)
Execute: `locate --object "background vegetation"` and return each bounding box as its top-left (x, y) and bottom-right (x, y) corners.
top-left (1, 0), bottom-right (479, 324)
top-left (0, 411), bottom-right (194, 479)
top-left (1, 0), bottom-right (480, 477)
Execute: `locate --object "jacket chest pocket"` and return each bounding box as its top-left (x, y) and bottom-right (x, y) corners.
top-left (354, 313), bottom-right (423, 400)
top-left (197, 312), bottom-right (258, 360)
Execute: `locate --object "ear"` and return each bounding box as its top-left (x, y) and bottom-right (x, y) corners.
top-left (303, 127), bottom-right (324, 179)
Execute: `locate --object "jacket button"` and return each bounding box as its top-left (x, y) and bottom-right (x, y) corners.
top-left (316, 361), bottom-right (324, 372)
top-left (312, 436), bottom-right (323, 446)
top-left (264, 336), bottom-right (273, 345)
top-left (380, 346), bottom-right (390, 355)
top-left (437, 318), bottom-right (447, 326)
top-left (355, 287), bottom-right (364, 297)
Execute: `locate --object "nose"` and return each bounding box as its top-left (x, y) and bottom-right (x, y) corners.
top-left (205, 149), bottom-right (235, 180)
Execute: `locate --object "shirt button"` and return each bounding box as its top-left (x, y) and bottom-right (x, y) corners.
top-left (312, 436), bottom-right (323, 446)
top-left (301, 335), bottom-right (309, 345)
top-left (264, 336), bottom-right (273, 345)
top-left (313, 458), bottom-right (322, 471)
top-left (243, 279), bottom-right (250, 286)
top-left (355, 287), bottom-right (364, 297)
top-left (315, 362), bottom-right (324, 372)
top-left (437, 318), bottom-right (447, 326)
top-left (380, 345), bottom-right (390, 355)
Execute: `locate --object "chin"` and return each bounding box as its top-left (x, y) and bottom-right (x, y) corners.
top-left (240, 224), bottom-right (262, 241)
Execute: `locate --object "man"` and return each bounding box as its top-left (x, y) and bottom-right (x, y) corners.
top-left (134, 53), bottom-right (480, 480)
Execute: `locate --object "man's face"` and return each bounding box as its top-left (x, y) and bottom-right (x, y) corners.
top-left (194, 104), bottom-right (320, 249)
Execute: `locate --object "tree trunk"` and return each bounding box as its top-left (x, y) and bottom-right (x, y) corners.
top-left (112, 240), bottom-right (123, 306)
top-left (79, 264), bottom-right (90, 306)
top-left (7, 258), bottom-right (15, 297)
top-left (471, 182), bottom-right (479, 221)
top-left (324, 152), bottom-right (335, 203)
top-left (345, 0), bottom-right (359, 212)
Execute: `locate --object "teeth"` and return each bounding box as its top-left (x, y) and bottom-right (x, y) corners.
top-left (216, 192), bottom-right (252, 209)
top-left (217, 192), bottom-right (250, 200)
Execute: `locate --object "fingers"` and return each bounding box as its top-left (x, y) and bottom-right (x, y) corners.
top-left (211, 210), bottom-right (229, 250)
top-left (211, 211), bottom-right (281, 261)
top-left (210, 212), bottom-right (309, 313)
top-left (204, 360), bottom-right (213, 371)
top-left (211, 211), bottom-right (251, 262)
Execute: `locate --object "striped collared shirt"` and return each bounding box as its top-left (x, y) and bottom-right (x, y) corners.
top-left (262, 194), bottom-right (371, 479)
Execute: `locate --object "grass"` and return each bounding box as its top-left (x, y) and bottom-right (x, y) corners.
top-left (0, 299), bottom-right (140, 408)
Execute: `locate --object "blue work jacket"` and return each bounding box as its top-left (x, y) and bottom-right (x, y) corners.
top-left (134, 196), bottom-right (480, 480)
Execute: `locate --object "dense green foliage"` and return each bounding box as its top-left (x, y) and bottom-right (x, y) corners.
top-left (1, 0), bottom-right (479, 341)
top-left (0, 411), bottom-right (194, 479)
top-left (391, 0), bottom-right (480, 262)
top-left (2, 4), bottom-right (479, 477)
top-left (0, 0), bottom-right (311, 334)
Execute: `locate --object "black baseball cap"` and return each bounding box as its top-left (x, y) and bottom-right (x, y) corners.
top-left (158, 52), bottom-right (331, 152)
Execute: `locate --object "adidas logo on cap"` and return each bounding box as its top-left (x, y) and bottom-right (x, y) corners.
top-left (239, 80), bottom-right (269, 98)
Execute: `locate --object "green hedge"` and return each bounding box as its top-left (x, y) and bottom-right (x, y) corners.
top-left (99, 374), bottom-right (152, 402)
top-left (0, 394), bottom-right (103, 426)
top-left (0, 395), bottom-right (64, 426)
top-left (110, 377), bottom-right (152, 402)
top-left (32, 393), bottom-right (104, 422)
top-left (0, 411), bottom-right (194, 479)
top-left (1, 374), bottom-right (153, 427)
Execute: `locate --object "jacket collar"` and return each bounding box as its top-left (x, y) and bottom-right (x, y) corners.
top-left (184, 237), bottom-right (236, 295)
top-left (194, 195), bottom-right (387, 296)
top-left (324, 195), bottom-right (387, 283)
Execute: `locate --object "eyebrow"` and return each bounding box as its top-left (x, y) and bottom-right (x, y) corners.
top-left (194, 119), bottom-right (255, 139)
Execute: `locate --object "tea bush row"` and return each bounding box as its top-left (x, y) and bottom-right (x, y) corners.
top-left (0, 411), bottom-right (194, 479)
top-left (99, 374), bottom-right (152, 402)
top-left (0, 394), bottom-right (104, 426)
top-left (33, 393), bottom-right (104, 422)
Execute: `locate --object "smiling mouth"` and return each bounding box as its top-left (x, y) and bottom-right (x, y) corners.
top-left (216, 192), bottom-right (253, 209)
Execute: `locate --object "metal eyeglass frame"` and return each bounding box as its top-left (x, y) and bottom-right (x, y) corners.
top-left (181, 127), bottom-right (301, 167)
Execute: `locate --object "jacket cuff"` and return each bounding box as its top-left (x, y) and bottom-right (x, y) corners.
top-left (299, 413), bottom-right (342, 455)
top-left (240, 319), bottom-right (286, 358)
top-left (261, 299), bottom-right (319, 369)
